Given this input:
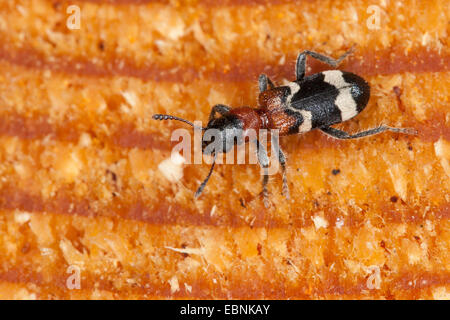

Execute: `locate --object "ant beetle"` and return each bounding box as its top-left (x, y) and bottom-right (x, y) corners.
top-left (153, 47), bottom-right (415, 207)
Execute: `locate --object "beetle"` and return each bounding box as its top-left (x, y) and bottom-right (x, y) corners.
top-left (153, 47), bottom-right (415, 207)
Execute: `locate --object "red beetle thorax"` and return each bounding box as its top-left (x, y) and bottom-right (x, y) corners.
top-left (229, 106), bottom-right (266, 134)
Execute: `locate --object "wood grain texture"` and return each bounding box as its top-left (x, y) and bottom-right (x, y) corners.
top-left (0, 0), bottom-right (448, 299)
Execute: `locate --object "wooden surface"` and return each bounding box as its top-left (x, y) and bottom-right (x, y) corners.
top-left (0, 0), bottom-right (448, 299)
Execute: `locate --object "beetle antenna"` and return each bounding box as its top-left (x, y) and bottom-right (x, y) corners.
top-left (194, 154), bottom-right (216, 198)
top-left (153, 114), bottom-right (205, 130)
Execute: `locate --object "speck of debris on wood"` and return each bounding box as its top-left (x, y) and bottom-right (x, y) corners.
top-left (393, 86), bottom-right (402, 96)
top-left (106, 169), bottom-right (117, 182)
top-left (380, 240), bottom-right (391, 254)
top-left (393, 86), bottom-right (406, 112)
top-left (332, 169), bottom-right (341, 175)
top-left (313, 199), bottom-right (320, 208)
top-left (257, 243), bottom-right (262, 255)
top-left (21, 242), bottom-right (31, 254)
top-left (180, 243), bottom-right (189, 258)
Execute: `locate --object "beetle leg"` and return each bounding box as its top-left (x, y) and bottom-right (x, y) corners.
top-left (270, 131), bottom-right (290, 200)
top-left (278, 147), bottom-right (290, 200)
top-left (296, 46), bottom-right (355, 81)
top-left (194, 154), bottom-right (217, 198)
top-left (320, 125), bottom-right (417, 140)
top-left (255, 139), bottom-right (270, 208)
top-left (258, 74), bottom-right (275, 92)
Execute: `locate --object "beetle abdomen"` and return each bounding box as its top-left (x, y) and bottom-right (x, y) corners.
top-left (285, 70), bottom-right (370, 133)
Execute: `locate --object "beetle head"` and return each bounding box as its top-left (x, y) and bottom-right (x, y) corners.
top-left (202, 115), bottom-right (244, 155)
